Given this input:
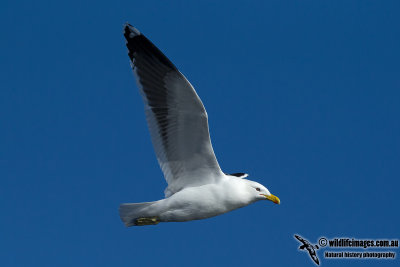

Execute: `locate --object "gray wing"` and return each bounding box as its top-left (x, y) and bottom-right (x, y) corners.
top-left (124, 24), bottom-right (223, 197)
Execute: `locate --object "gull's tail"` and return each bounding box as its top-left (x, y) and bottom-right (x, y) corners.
top-left (119, 202), bottom-right (157, 227)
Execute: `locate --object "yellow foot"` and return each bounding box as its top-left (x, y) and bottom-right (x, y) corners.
top-left (134, 216), bottom-right (160, 226)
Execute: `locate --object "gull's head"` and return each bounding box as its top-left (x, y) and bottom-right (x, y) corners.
top-left (243, 180), bottom-right (280, 204)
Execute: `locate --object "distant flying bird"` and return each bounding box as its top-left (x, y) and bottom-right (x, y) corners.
top-left (119, 23), bottom-right (280, 227)
top-left (294, 235), bottom-right (320, 265)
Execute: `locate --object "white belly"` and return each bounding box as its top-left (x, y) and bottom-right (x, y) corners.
top-left (155, 183), bottom-right (251, 222)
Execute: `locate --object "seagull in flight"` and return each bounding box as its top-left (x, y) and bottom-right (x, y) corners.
top-left (119, 23), bottom-right (280, 227)
top-left (294, 235), bottom-right (320, 265)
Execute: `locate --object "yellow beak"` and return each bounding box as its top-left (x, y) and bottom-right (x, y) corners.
top-left (263, 194), bottom-right (280, 204)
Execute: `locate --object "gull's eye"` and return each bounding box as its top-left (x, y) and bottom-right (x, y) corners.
top-left (256, 188), bottom-right (261, 192)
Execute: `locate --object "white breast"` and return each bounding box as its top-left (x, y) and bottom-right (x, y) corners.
top-left (156, 177), bottom-right (254, 222)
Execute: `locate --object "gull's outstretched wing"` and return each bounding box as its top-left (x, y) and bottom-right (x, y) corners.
top-left (124, 24), bottom-right (223, 197)
top-left (295, 235), bottom-right (308, 245)
top-left (309, 250), bottom-right (320, 265)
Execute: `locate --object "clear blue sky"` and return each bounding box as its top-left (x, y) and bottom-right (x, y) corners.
top-left (1, 1), bottom-right (399, 266)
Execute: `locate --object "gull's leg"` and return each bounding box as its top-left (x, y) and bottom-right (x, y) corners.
top-left (134, 216), bottom-right (160, 226)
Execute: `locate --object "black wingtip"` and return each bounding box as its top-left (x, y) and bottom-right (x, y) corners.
top-left (226, 172), bottom-right (248, 178)
top-left (123, 22), bottom-right (141, 39)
